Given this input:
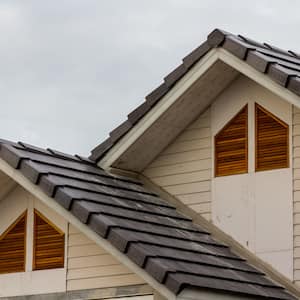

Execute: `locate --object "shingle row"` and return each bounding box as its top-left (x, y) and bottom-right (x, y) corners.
top-left (90, 29), bottom-right (300, 162)
top-left (0, 140), bottom-right (296, 299)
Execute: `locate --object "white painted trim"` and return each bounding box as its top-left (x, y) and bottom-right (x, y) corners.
top-left (218, 49), bottom-right (300, 108)
top-left (98, 48), bottom-right (300, 171)
top-left (0, 158), bottom-right (176, 300)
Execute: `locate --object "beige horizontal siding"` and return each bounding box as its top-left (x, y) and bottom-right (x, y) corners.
top-left (293, 106), bottom-right (300, 285)
top-left (149, 148), bottom-right (211, 168)
top-left (67, 274), bottom-right (145, 291)
top-left (67, 225), bottom-right (144, 291)
top-left (143, 108), bottom-right (212, 220)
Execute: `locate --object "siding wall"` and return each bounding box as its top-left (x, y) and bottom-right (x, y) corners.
top-left (293, 106), bottom-right (300, 285)
top-left (67, 225), bottom-right (144, 291)
top-left (143, 108), bottom-right (212, 221)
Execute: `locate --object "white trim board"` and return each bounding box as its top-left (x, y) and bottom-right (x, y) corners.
top-left (178, 288), bottom-right (257, 300)
top-left (98, 48), bottom-right (300, 171)
top-left (0, 158), bottom-right (175, 300)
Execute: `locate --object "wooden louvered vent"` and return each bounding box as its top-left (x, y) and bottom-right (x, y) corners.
top-left (0, 212), bottom-right (26, 274)
top-left (215, 105), bottom-right (248, 177)
top-left (33, 210), bottom-right (65, 270)
top-left (255, 103), bottom-right (289, 171)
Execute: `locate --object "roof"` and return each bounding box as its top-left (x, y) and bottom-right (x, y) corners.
top-left (90, 28), bottom-right (300, 162)
top-left (0, 139), bottom-right (296, 300)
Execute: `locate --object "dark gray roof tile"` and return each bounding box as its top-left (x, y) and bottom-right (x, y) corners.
top-left (127, 243), bottom-right (259, 274)
top-left (89, 137), bottom-right (114, 160)
top-left (288, 76), bottom-right (300, 96)
top-left (164, 63), bottom-right (188, 88)
top-left (246, 51), bottom-right (273, 73)
top-left (109, 120), bottom-right (132, 143)
top-left (145, 83), bottom-right (169, 106)
top-left (223, 35), bottom-right (254, 59)
top-left (128, 101), bottom-right (153, 125)
top-left (165, 273), bottom-right (294, 299)
top-left (47, 148), bottom-right (81, 162)
top-left (182, 40), bottom-right (211, 69)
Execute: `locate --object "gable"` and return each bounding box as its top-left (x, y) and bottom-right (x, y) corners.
top-left (91, 29), bottom-right (300, 173)
top-left (0, 185), bottom-right (67, 297)
top-left (0, 180), bottom-right (145, 298)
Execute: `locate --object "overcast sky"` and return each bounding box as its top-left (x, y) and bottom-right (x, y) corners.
top-left (0, 1), bottom-right (300, 156)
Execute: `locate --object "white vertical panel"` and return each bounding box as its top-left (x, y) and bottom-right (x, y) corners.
top-left (212, 174), bottom-right (252, 249)
top-left (211, 75), bottom-right (293, 280)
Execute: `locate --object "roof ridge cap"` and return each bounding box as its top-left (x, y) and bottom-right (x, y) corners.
top-left (207, 28), bottom-right (231, 47)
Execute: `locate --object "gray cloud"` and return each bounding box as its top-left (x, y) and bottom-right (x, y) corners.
top-left (0, 0), bottom-right (299, 156)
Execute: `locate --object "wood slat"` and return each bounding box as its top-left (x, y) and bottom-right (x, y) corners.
top-left (215, 105), bottom-right (248, 177)
top-left (33, 209), bottom-right (65, 270)
top-left (255, 103), bottom-right (289, 171)
top-left (0, 212), bottom-right (26, 274)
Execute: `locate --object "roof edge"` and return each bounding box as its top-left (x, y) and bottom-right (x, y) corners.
top-left (90, 28), bottom-right (300, 163)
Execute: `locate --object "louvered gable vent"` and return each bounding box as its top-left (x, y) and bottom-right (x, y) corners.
top-left (215, 105), bottom-right (248, 177)
top-left (33, 210), bottom-right (65, 270)
top-left (0, 212), bottom-right (26, 274)
top-left (255, 103), bottom-right (289, 171)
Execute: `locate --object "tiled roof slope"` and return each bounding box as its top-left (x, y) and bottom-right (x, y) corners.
top-left (90, 28), bottom-right (300, 162)
top-left (0, 139), bottom-right (296, 299)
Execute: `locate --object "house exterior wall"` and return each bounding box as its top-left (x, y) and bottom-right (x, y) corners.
top-left (143, 75), bottom-right (294, 281)
top-left (143, 108), bottom-right (212, 221)
top-left (0, 184), bottom-right (146, 298)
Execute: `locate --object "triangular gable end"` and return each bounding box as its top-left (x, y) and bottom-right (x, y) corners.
top-left (91, 29), bottom-right (300, 173)
top-left (0, 176), bottom-right (147, 298)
